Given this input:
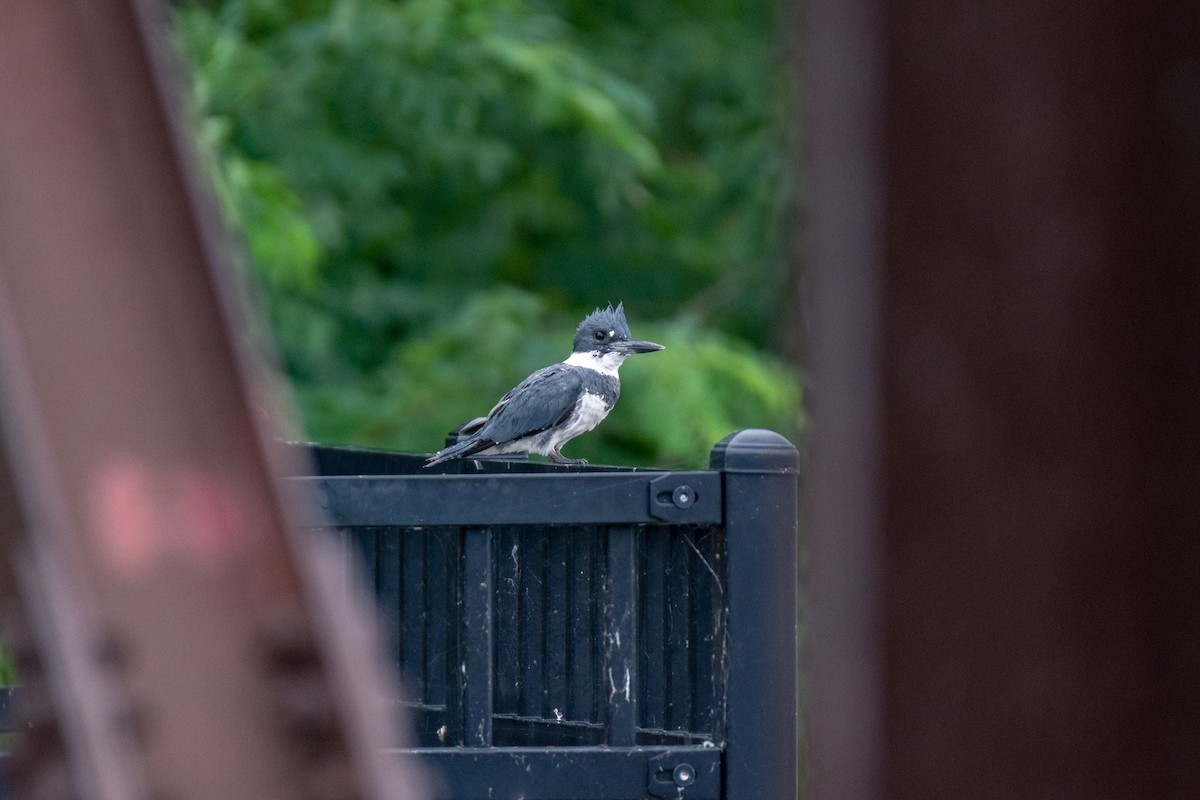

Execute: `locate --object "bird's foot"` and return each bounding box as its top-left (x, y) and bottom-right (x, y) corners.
top-left (549, 450), bottom-right (588, 466)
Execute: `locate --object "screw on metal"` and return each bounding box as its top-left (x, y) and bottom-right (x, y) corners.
top-left (672, 485), bottom-right (696, 509)
top-left (673, 763), bottom-right (695, 787)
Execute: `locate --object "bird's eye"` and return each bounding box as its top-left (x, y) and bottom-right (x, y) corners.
top-left (594, 330), bottom-right (606, 341)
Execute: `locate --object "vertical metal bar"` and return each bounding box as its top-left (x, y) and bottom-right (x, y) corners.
top-left (437, 530), bottom-right (462, 744)
top-left (604, 525), bottom-right (639, 747)
top-left (378, 527), bottom-right (402, 671)
top-left (494, 528), bottom-right (520, 716)
top-left (357, 527), bottom-right (379, 597)
top-left (591, 529), bottom-right (608, 726)
top-left (544, 530), bottom-right (569, 720)
top-left (640, 529), bottom-right (666, 731)
top-left (567, 526), bottom-right (596, 722)
top-left (690, 528), bottom-right (721, 737)
top-left (711, 430), bottom-right (799, 800)
top-left (401, 531), bottom-right (426, 702)
top-left (519, 531), bottom-right (546, 717)
top-left (461, 527), bottom-right (493, 746)
top-left (666, 530), bottom-right (692, 732)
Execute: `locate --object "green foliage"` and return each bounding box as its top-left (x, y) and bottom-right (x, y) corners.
top-left (176, 0), bottom-right (801, 467)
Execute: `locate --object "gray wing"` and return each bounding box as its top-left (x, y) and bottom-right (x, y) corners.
top-left (476, 364), bottom-right (582, 445)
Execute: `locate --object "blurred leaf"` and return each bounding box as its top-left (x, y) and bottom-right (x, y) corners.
top-left (174, 0), bottom-right (802, 466)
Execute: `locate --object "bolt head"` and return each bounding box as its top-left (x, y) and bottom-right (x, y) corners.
top-left (673, 763), bottom-right (695, 786)
top-left (672, 485), bottom-right (695, 508)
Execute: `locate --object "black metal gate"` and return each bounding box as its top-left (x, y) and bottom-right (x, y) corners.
top-left (288, 428), bottom-right (799, 800)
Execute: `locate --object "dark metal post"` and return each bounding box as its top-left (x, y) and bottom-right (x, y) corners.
top-left (710, 430), bottom-right (799, 800)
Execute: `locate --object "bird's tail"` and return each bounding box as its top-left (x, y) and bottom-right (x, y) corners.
top-left (424, 436), bottom-right (491, 468)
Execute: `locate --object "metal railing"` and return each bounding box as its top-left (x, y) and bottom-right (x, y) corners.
top-left (288, 428), bottom-right (799, 800)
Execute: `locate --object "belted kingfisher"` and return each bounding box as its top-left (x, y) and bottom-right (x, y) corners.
top-left (425, 303), bottom-right (664, 467)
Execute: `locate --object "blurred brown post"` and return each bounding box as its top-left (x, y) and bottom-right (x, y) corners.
top-left (809, 0), bottom-right (1200, 798)
top-left (0, 1), bottom-right (423, 798)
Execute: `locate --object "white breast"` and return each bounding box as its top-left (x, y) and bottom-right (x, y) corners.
top-left (529, 390), bottom-right (612, 454)
top-left (568, 391), bottom-right (613, 434)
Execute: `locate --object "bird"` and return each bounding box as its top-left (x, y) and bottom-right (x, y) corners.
top-left (425, 303), bottom-right (664, 467)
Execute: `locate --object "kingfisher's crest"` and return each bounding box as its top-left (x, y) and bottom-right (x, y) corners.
top-left (573, 303), bottom-right (631, 352)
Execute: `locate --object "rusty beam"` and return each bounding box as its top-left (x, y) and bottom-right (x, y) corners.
top-left (0, 1), bottom-right (422, 798)
top-left (809, 0), bottom-right (1200, 798)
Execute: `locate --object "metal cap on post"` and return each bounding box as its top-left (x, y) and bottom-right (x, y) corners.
top-left (710, 428), bottom-right (801, 475)
top-left (710, 429), bottom-right (799, 800)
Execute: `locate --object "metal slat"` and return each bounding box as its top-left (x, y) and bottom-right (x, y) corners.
top-left (640, 531), bottom-right (667, 731)
top-left (604, 526), bottom-right (640, 747)
top-left (518, 532), bottom-right (546, 718)
top-left (358, 527), bottom-right (380, 594)
top-left (461, 527), bottom-right (494, 747)
top-left (493, 528), bottom-right (521, 718)
top-left (666, 531), bottom-right (693, 731)
top-left (433, 530), bottom-right (460, 744)
top-left (690, 528), bottom-right (723, 737)
top-left (378, 528), bottom-right (403, 675)
top-left (401, 531), bottom-right (428, 704)
top-left (543, 532), bottom-right (570, 721)
top-left (568, 527), bottom-right (599, 722)
top-left (395, 746), bottom-right (721, 800)
top-left (291, 472), bottom-right (723, 527)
